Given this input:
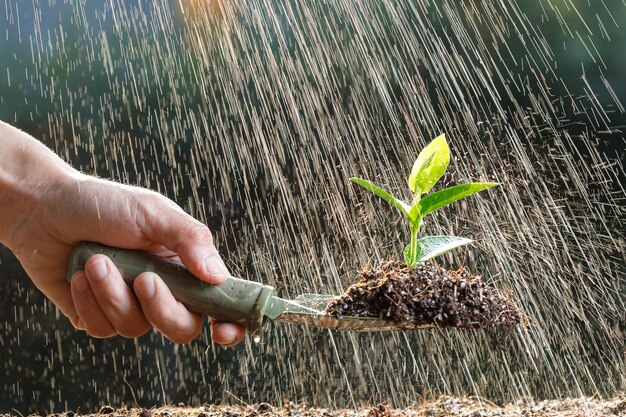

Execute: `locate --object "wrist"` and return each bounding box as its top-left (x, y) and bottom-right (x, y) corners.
top-left (0, 122), bottom-right (78, 247)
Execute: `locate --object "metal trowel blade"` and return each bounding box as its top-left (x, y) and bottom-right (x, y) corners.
top-left (269, 293), bottom-right (435, 331)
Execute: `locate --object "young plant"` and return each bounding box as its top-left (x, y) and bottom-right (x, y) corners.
top-left (351, 134), bottom-right (498, 267)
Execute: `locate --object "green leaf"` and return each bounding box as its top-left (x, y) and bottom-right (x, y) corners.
top-left (404, 236), bottom-right (473, 266)
top-left (418, 182), bottom-right (499, 217)
top-left (350, 177), bottom-right (411, 216)
top-left (407, 134), bottom-right (450, 194)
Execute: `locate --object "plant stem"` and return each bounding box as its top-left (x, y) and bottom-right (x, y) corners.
top-left (408, 217), bottom-right (422, 266)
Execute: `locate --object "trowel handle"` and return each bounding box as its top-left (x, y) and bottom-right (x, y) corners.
top-left (66, 242), bottom-right (274, 335)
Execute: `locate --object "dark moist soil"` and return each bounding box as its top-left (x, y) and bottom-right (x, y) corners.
top-left (325, 261), bottom-right (527, 328)
top-left (14, 396), bottom-right (625, 417)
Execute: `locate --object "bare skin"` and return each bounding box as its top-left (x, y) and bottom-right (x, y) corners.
top-left (0, 120), bottom-right (246, 346)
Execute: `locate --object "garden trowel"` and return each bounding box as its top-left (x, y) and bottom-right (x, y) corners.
top-left (66, 242), bottom-right (418, 337)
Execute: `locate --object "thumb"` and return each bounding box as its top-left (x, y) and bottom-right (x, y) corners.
top-left (140, 196), bottom-right (230, 284)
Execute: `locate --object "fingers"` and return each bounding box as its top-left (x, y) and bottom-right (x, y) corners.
top-left (211, 321), bottom-right (246, 347)
top-left (133, 272), bottom-right (203, 344)
top-left (139, 196), bottom-right (230, 284)
top-left (70, 271), bottom-right (117, 338)
top-left (82, 255), bottom-right (151, 338)
top-left (71, 254), bottom-right (247, 346)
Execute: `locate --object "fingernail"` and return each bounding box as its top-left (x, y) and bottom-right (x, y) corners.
top-left (136, 274), bottom-right (157, 299)
top-left (218, 324), bottom-right (240, 347)
top-left (222, 334), bottom-right (237, 347)
top-left (73, 273), bottom-right (89, 292)
top-left (204, 256), bottom-right (229, 280)
top-left (221, 339), bottom-right (237, 349)
top-left (90, 258), bottom-right (109, 281)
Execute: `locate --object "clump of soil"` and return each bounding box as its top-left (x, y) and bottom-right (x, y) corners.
top-left (325, 261), bottom-right (527, 328)
top-left (367, 403), bottom-right (401, 417)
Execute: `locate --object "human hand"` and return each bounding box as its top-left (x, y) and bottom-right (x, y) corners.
top-left (14, 174), bottom-right (246, 346)
top-left (0, 122), bottom-right (246, 346)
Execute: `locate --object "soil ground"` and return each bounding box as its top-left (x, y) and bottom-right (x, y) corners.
top-left (325, 261), bottom-right (527, 328)
top-left (8, 395), bottom-right (625, 417)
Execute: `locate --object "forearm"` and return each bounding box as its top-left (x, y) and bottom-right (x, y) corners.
top-left (0, 121), bottom-right (78, 246)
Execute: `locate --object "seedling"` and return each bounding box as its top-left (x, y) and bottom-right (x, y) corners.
top-left (351, 134), bottom-right (498, 267)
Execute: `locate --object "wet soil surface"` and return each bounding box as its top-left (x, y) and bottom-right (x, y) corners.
top-left (11, 396), bottom-right (625, 417)
top-left (325, 261), bottom-right (527, 328)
